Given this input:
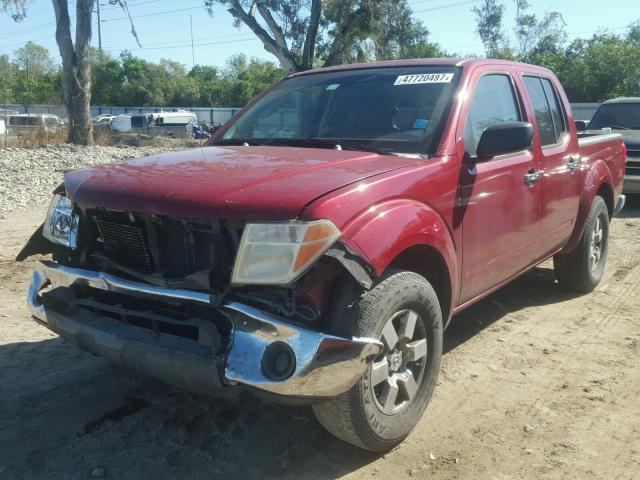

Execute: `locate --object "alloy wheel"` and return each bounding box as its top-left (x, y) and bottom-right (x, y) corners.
top-left (589, 215), bottom-right (604, 272)
top-left (370, 309), bottom-right (428, 415)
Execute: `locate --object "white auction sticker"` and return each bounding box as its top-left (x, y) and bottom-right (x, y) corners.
top-left (394, 73), bottom-right (454, 86)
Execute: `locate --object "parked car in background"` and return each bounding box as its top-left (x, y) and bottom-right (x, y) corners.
top-left (581, 97), bottom-right (640, 194)
top-left (109, 111), bottom-right (196, 137)
top-left (1, 108), bottom-right (18, 118)
top-left (148, 111), bottom-right (197, 137)
top-left (6, 113), bottom-right (63, 136)
top-left (20, 58), bottom-right (626, 452)
top-left (109, 114), bottom-right (132, 132)
top-left (92, 114), bottom-right (116, 126)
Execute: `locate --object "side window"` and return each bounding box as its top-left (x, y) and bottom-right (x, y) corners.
top-left (541, 78), bottom-right (567, 140)
top-left (464, 74), bottom-right (521, 157)
top-left (523, 76), bottom-right (566, 146)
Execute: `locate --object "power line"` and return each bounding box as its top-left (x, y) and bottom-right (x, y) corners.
top-left (103, 36), bottom-right (258, 52)
top-left (99, 0), bottom-right (166, 12)
top-left (0, 35), bottom-right (57, 49)
top-left (100, 5), bottom-right (203, 22)
top-left (0, 22), bottom-right (56, 40)
top-left (413, 0), bottom-right (480, 13)
top-left (104, 31), bottom-right (252, 49)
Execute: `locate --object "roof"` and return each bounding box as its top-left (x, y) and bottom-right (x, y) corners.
top-left (288, 58), bottom-right (551, 78)
top-left (602, 97), bottom-right (640, 104)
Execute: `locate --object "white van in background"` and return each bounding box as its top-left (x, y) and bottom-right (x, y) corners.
top-left (6, 113), bottom-right (63, 135)
top-left (110, 115), bottom-right (132, 132)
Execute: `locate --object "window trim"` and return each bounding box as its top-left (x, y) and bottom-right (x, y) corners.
top-left (522, 73), bottom-right (569, 150)
top-left (462, 70), bottom-right (527, 160)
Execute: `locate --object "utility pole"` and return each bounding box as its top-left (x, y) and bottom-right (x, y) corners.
top-left (97, 1), bottom-right (103, 52)
top-left (190, 14), bottom-right (195, 67)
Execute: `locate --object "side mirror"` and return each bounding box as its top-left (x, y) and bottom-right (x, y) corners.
top-left (476, 122), bottom-right (534, 160)
top-left (575, 120), bottom-right (588, 132)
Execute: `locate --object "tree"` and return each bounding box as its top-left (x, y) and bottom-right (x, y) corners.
top-left (2, 0), bottom-right (138, 145)
top-left (472, 0), bottom-right (513, 58)
top-left (90, 49), bottom-right (125, 105)
top-left (513, 0), bottom-right (566, 60)
top-left (1, 0), bottom-right (96, 143)
top-left (0, 54), bottom-right (15, 106)
top-left (13, 42), bottom-right (56, 77)
top-left (204, 0), bottom-right (438, 72)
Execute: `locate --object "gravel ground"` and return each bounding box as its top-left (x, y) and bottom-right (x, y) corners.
top-left (0, 139), bottom-right (198, 214)
top-left (0, 143), bottom-right (638, 478)
top-left (0, 203), bottom-right (638, 479)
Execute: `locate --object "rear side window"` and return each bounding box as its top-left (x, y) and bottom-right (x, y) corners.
top-left (464, 74), bottom-right (521, 157)
top-left (524, 76), bottom-right (567, 146)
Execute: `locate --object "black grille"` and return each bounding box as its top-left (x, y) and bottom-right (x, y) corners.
top-left (626, 152), bottom-right (640, 176)
top-left (85, 210), bottom-right (233, 283)
top-left (94, 218), bottom-right (154, 273)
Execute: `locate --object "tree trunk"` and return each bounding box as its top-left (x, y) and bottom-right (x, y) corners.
top-left (52, 0), bottom-right (94, 145)
top-left (64, 70), bottom-right (93, 145)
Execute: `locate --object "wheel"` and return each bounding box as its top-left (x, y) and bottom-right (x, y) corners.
top-left (312, 271), bottom-right (443, 451)
top-left (554, 195), bottom-right (609, 292)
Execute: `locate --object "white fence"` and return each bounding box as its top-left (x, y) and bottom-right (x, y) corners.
top-left (1, 104), bottom-right (242, 125)
top-left (2, 102), bottom-right (600, 123)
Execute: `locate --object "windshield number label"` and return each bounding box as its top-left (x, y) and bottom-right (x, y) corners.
top-left (394, 73), bottom-right (454, 86)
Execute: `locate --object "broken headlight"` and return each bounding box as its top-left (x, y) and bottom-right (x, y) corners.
top-left (231, 220), bottom-right (341, 286)
top-left (43, 194), bottom-right (79, 249)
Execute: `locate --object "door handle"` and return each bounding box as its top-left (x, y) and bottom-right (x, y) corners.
top-left (524, 170), bottom-right (541, 187)
top-left (566, 155), bottom-right (580, 172)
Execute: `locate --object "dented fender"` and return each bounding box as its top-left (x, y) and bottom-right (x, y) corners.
top-left (339, 199), bottom-right (458, 298)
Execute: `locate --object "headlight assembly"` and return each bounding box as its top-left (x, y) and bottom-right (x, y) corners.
top-left (43, 194), bottom-right (79, 248)
top-left (231, 220), bottom-right (341, 285)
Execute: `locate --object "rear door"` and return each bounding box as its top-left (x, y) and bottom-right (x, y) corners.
top-left (458, 70), bottom-right (542, 303)
top-left (521, 75), bottom-right (582, 255)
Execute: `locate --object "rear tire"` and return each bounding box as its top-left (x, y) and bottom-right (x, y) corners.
top-left (312, 271), bottom-right (443, 452)
top-left (554, 195), bottom-right (609, 292)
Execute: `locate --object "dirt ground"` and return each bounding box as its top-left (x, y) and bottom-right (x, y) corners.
top-left (1, 199), bottom-right (639, 480)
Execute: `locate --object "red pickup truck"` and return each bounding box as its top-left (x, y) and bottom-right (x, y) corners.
top-left (21, 59), bottom-right (626, 451)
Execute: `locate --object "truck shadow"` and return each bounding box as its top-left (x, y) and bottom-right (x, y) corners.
top-left (0, 265), bottom-right (596, 479)
top-left (444, 265), bottom-right (579, 354)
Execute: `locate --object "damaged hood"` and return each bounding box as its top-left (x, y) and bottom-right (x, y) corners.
top-left (65, 146), bottom-right (415, 219)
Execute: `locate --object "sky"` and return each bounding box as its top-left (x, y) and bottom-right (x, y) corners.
top-left (0, 0), bottom-right (639, 69)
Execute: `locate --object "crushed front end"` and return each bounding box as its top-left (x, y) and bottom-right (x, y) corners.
top-left (22, 193), bottom-right (381, 401)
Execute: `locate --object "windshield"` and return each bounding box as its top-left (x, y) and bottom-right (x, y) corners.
top-left (214, 66), bottom-right (461, 155)
top-left (589, 103), bottom-right (640, 130)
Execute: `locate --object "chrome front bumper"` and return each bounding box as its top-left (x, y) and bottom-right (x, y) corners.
top-left (28, 261), bottom-right (382, 399)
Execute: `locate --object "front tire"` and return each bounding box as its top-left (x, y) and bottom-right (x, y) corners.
top-left (554, 195), bottom-right (610, 292)
top-left (312, 271), bottom-right (443, 451)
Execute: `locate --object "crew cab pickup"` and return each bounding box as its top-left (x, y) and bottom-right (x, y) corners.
top-left (20, 59), bottom-right (626, 451)
top-left (579, 97), bottom-right (640, 194)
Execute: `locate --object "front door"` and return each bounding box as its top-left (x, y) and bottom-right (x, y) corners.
top-left (458, 71), bottom-right (542, 304)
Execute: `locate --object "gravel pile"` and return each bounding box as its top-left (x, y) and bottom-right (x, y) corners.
top-left (0, 142), bottom-right (195, 214)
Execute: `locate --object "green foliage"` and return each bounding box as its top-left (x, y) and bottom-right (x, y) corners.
top-left (471, 0), bottom-right (640, 102)
top-left (535, 33), bottom-right (640, 102)
top-left (0, 44), bottom-right (60, 104)
top-left (472, 0), bottom-right (514, 58)
top-left (206, 0), bottom-right (444, 71)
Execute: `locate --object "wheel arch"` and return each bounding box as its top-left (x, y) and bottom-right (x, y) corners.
top-left (386, 244), bottom-right (452, 328)
top-left (596, 181), bottom-right (614, 219)
top-left (340, 199), bottom-right (459, 326)
top-left (562, 159), bottom-right (614, 254)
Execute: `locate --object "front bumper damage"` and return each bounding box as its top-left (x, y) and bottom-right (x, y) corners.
top-left (27, 261), bottom-right (382, 400)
